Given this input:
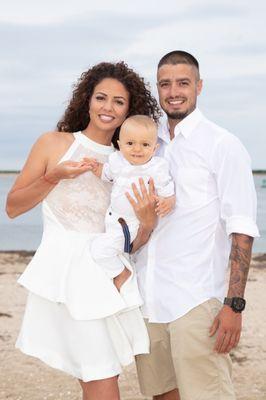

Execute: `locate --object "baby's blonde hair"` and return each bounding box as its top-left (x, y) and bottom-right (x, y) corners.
top-left (120, 115), bottom-right (157, 136)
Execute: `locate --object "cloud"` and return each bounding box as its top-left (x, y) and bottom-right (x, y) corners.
top-left (0, 0), bottom-right (265, 169)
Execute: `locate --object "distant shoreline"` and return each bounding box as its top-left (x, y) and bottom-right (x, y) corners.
top-left (1, 170), bottom-right (266, 175)
top-left (0, 171), bottom-right (20, 175)
top-left (252, 170), bottom-right (266, 174)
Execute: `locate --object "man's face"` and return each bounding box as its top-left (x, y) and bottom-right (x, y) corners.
top-left (157, 63), bottom-right (202, 121)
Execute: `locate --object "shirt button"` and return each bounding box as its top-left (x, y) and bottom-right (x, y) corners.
top-left (109, 212), bottom-right (112, 215)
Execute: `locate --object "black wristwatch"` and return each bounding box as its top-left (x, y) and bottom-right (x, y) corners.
top-left (223, 297), bottom-right (246, 313)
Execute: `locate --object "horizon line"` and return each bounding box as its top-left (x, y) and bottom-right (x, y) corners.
top-left (1, 169), bottom-right (266, 174)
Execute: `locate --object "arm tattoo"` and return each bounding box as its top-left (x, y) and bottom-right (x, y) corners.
top-left (227, 233), bottom-right (254, 297)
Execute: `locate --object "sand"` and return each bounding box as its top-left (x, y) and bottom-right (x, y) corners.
top-left (0, 251), bottom-right (266, 400)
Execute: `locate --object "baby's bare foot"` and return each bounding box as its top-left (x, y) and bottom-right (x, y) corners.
top-left (113, 267), bottom-right (131, 291)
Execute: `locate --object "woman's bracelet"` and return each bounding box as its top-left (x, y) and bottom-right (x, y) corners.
top-left (43, 174), bottom-right (59, 185)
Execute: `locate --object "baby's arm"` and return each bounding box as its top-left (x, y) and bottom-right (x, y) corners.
top-left (155, 194), bottom-right (176, 217)
top-left (152, 158), bottom-right (176, 217)
top-left (82, 157), bottom-right (103, 178)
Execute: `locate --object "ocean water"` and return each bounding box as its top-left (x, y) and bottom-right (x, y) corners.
top-left (0, 174), bottom-right (265, 253)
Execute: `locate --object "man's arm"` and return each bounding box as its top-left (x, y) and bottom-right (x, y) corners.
top-left (209, 233), bottom-right (254, 353)
top-left (125, 177), bottom-right (157, 253)
top-left (228, 233), bottom-right (254, 297)
top-left (131, 224), bottom-right (154, 253)
top-left (113, 177), bottom-right (157, 291)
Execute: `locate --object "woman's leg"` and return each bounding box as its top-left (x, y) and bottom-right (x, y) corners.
top-left (79, 376), bottom-right (120, 400)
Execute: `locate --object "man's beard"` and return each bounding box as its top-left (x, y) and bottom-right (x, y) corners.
top-left (166, 110), bottom-right (189, 121)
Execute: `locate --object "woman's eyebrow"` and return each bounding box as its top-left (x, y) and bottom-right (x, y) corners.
top-left (114, 95), bottom-right (127, 100)
top-left (95, 92), bottom-right (126, 100)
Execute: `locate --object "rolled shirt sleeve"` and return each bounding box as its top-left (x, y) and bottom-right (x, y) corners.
top-left (211, 134), bottom-right (259, 238)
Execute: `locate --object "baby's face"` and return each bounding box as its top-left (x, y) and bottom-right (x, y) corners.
top-left (118, 125), bottom-right (158, 165)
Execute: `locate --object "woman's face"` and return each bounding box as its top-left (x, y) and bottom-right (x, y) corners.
top-left (89, 78), bottom-right (130, 134)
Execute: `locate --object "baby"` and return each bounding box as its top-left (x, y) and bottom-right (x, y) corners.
top-left (84, 115), bottom-right (175, 289)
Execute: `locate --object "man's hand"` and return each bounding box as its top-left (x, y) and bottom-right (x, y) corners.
top-left (125, 177), bottom-right (157, 231)
top-left (209, 305), bottom-right (242, 353)
top-left (126, 178), bottom-right (158, 253)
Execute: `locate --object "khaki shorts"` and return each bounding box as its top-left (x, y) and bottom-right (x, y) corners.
top-left (135, 299), bottom-right (236, 400)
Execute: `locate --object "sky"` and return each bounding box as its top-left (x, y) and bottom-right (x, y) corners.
top-left (0, 0), bottom-right (265, 169)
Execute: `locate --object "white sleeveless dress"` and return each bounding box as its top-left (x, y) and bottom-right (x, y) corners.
top-left (16, 132), bottom-right (149, 382)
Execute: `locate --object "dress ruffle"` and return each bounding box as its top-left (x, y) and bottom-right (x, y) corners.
top-left (18, 202), bottom-right (143, 320)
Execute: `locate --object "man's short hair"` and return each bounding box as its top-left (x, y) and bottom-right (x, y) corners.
top-left (158, 50), bottom-right (200, 78)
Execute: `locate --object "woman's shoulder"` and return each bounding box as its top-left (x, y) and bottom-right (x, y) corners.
top-left (33, 131), bottom-right (75, 155)
top-left (37, 130), bottom-right (74, 145)
top-left (29, 131), bottom-right (75, 166)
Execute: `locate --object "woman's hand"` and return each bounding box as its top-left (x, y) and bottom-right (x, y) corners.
top-left (6, 132), bottom-right (92, 218)
top-left (45, 160), bottom-right (91, 183)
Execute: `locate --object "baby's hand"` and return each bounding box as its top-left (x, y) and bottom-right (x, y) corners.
top-left (81, 157), bottom-right (103, 177)
top-left (81, 157), bottom-right (98, 170)
top-left (155, 195), bottom-right (176, 217)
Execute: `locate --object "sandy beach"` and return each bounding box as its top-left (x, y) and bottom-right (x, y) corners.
top-left (0, 251), bottom-right (266, 400)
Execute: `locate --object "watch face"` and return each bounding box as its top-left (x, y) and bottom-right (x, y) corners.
top-left (232, 297), bottom-right (246, 311)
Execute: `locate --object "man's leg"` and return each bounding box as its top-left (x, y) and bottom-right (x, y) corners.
top-left (135, 321), bottom-right (179, 399)
top-left (169, 299), bottom-right (236, 400)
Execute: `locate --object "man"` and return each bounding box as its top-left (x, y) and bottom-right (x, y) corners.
top-left (134, 51), bottom-right (259, 400)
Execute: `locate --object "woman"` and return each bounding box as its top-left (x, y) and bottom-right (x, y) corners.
top-left (6, 61), bottom-right (160, 400)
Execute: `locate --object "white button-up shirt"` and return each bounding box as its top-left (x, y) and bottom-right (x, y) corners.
top-left (135, 108), bottom-right (259, 323)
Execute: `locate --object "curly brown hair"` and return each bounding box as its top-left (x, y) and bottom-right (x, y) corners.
top-left (57, 61), bottom-right (161, 148)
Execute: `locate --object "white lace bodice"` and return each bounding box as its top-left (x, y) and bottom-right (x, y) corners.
top-left (19, 133), bottom-right (144, 319)
top-left (44, 132), bottom-right (114, 233)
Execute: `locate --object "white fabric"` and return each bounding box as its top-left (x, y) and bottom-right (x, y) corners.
top-left (16, 132), bottom-right (149, 380)
top-left (90, 151), bottom-right (175, 278)
top-left (91, 209), bottom-right (139, 278)
top-left (16, 292), bottom-right (149, 382)
top-left (18, 133), bottom-right (144, 319)
top-left (136, 108), bottom-right (259, 323)
top-left (102, 151), bottom-right (175, 218)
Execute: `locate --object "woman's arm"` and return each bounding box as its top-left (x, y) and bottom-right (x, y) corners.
top-left (6, 132), bottom-right (91, 218)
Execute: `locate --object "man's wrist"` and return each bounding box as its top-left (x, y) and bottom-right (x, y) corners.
top-left (139, 224), bottom-right (154, 238)
top-left (224, 297), bottom-right (246, 313)
top-left (130, 224), bottom-right (154, 254)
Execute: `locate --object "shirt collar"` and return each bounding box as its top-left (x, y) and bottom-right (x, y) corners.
top-left (158, 108), bottom-right (204, 142)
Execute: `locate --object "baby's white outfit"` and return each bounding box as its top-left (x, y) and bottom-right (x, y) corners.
top-left (90, 151), bottom-right (175, 278)
top-left (16, 132), bottom-right (149, 382)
